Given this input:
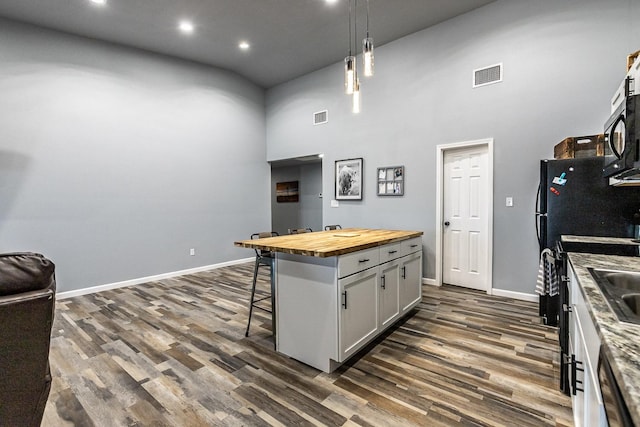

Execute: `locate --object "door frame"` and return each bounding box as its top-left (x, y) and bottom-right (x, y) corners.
top-left (435, 138), bottom-right (494, 294)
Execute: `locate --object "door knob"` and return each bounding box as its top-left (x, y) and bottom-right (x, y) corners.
top-left (444, 221), bottom-right (450, 226)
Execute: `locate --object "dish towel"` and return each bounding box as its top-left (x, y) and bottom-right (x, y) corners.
top-left (536, 248), bottom-right (559, 297)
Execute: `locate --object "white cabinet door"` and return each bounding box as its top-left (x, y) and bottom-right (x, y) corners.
top-left (338, 267), bottom-right (379, 361)
top-left (569, 262), bottom-right (605, 427)
top-left (400, 252), bottom-right (422, 313)
top-left (571, 310), bottom-right (586, 427)
top-left (379, 261), bottom-right (400, 328)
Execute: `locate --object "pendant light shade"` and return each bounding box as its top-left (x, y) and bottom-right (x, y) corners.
top-left (344, 56), bottom-right (356, 94)
top-left (352, 77), bottom-right (361, 114)
top-left (362, 37), bottom-right (374, 77)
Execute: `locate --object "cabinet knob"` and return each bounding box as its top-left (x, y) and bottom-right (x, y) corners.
top-left (444, 221), bottom-right (450, 227)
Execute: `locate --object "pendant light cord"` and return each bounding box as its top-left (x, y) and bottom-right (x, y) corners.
top-left (347, 0), bottom-right (352, 56)
top-left (354, 0), bottom-right (358, 59)
top-left (366, 0), bottom-right (370, 37)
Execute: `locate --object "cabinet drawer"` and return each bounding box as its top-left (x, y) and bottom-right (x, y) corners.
top-left (338, 248), bottom-right (380, 278)
top-left (379, 242), bottom-right (402, 263)
top-left (401, 237), bottom-right (422, 256)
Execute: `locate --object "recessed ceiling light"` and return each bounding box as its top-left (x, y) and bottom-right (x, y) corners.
top-left (239, 41), bottom-right (250, 50)
top-left (178, 20), bottom-right (194, 34)
top-left (90, 0), bottom-right (106, 5)
top-left (326, 0), bottom-right (338, 4)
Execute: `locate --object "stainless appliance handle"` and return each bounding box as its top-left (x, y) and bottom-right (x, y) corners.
top-left (609, 114), bottom-right (626, 159)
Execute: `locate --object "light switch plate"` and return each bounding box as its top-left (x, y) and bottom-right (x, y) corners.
top-left (331, 200), bottom-right (339, 208)
top-left (506, 197), bottom-right (513, 207)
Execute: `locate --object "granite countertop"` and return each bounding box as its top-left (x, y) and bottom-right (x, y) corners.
top-left (234, 228), bottom-right (423, 258)
top-left (563, 235), bottom-right (640, 245)
top-left (567, 252), bottom-right (640, 425)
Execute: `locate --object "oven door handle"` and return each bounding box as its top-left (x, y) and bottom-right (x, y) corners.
top-left (570, 354), bottom-right (584, 395)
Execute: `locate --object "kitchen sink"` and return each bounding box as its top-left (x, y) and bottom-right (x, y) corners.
top-left (592, 270), bottom-right (640, 292)
top-left (588, 268), bottom-right (640, 324)
top-left (622, 294), bottom-right (640, 315)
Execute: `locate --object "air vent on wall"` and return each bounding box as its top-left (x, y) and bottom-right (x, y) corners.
top-left (313, 110), bottom-right (328, 125)
top-left (473, 63), bottom-right (503, 88)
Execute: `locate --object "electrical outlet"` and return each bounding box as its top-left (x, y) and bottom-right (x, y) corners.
top-left (506, 197), bottom-right (513, 207)
top-left (190, 248), bottom-right (195, 256)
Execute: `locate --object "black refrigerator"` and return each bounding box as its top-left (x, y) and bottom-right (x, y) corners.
top-left (536, 156), bottom-right (640, 325)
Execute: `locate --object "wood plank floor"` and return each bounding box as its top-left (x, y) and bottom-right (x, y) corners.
top-left (43, 262), bottom-right (573, 426)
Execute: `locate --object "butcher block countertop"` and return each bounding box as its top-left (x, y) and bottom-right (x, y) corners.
top-left (234, 228), bottom-right (423, 258)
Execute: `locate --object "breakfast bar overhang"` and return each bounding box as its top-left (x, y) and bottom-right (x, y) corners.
top-left (235, 228), bottom-right (423, 372)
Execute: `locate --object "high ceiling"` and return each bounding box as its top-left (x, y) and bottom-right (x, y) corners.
top-left (0, 0), bottom-right (496, 88)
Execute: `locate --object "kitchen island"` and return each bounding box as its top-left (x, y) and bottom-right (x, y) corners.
top-left (235, 228), bottom-right (423, 372)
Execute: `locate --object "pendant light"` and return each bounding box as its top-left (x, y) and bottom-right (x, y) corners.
top-left (343, 0), bottom-right (370, 113)
top-left (351, 0), bottom-right (360, 113)
top-left (362, 0), bottom-right (374, 77)
top-left (351, 0), bottom-right (359, 113)
top-left (344, 0), bottom-right (356, 95)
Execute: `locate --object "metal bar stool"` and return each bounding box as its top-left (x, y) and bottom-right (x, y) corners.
top-left (324, 224), bottom-right (342, 230)
top-left (245, 231), bottom-right (278, 337)
top-left (289, 228), bottom-right (312, 234)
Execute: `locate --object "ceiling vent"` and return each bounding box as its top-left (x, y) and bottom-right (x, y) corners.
top-left (313, 110), bottom-right (328, 125)
top-left (473, 63), bottom-right (503, 88)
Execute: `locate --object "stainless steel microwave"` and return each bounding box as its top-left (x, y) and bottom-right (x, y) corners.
top-left (603, 85), bottom-right (640, 185)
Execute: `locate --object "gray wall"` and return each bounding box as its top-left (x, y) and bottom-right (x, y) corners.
top-left (266, 0), bottom-right (640, 294)
top-left (0, 19), bottom-right (269, 292)
top-left (271, 162), bottom-right (322, 235)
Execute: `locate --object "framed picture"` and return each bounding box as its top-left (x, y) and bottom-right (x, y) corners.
top-left (335, 158), bottom-right (363, 200)
top-left (377, 166), bottom-right (404, 196)
top-left (276, 181), bottom-right (299, 203)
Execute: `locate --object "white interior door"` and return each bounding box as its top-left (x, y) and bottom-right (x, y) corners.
top-left (442, 145), bottom-right (489, 291)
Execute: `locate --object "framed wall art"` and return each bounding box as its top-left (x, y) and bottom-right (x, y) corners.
top-left (276, 181), bottom-right (299, 203)
top-left (377, 166), bottom-right (404, 196)
top-left (335, 158), bottom-right (363, 200)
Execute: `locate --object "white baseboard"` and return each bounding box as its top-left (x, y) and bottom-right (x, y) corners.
top-left (56, 257), bottom-right (254, 300)
top-left (57, 265), bottom-right (538, 304)
top-left (422, 278), bottom-right (437, 286)
top-left (421, 279), bottom-right (536, 302)
top-left (491, 288), bottom-right (538, 302)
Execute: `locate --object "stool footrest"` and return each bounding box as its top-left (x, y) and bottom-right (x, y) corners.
top-left (251, 304), bottom-right (272, 313)
top-left (252, 295), bottom-right (271, 304)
